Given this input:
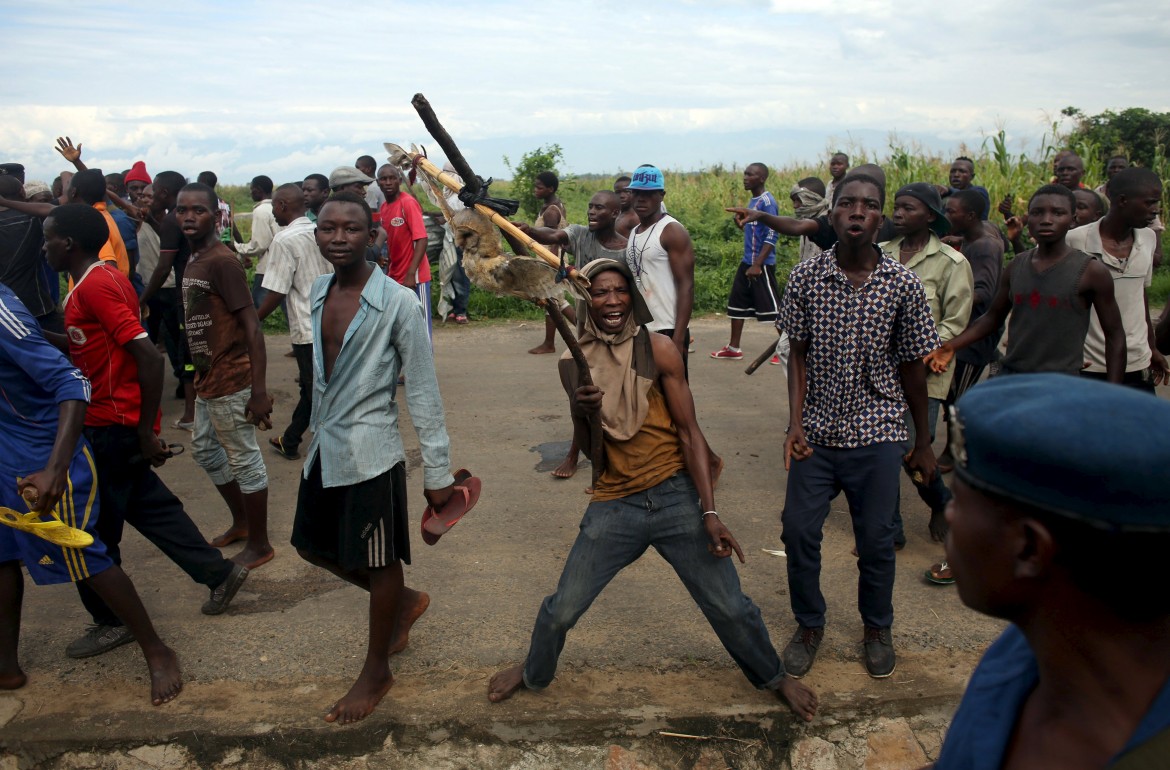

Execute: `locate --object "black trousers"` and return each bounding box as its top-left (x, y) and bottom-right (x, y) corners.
top-left (78, 425), bottom-right (233, 627)
top-left (282, 343), bottom-right (314, 452)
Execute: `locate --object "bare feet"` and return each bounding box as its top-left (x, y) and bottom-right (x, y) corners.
top-left (324, 664), bottom-right (393, 724)
top-left (550, 454), bottom-right (578, 479)
top-left (528, 344), bottom-right (555, 355)
top-left (775, 676), bottom-right (818, 721)
top-left (232, 547), bottom-right (275, 570)
top-left (388, 589), bottom-right (430, 655)
top-left (146, 646), bottom-right (182, 706)
top-left (209, 527), bottom-right (247, 548)
top-left (0, 668), bottom-right (27, 690)
top-left (487, 664), bottom-right (526, 703)
top-left (929, 510), bottom-right (949, 543)
top-left (583, 486), bottom-right (594, 495)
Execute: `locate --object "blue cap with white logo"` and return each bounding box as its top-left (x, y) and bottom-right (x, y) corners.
top-left (628, 165), bottom-right (664, 191)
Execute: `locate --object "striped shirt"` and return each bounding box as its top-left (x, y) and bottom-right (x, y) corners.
top-left (304, 267), bottom-right (454, 490)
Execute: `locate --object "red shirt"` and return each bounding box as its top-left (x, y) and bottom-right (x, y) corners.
top-left (65, 262), bottom-right (159, 431)
top-left (378, 194), bottom-right (430, 284)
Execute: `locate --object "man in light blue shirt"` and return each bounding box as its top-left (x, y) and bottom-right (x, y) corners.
top-left (291, 193), bottom-right (455, 726)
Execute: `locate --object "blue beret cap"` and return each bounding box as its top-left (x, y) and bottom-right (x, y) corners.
top-left (951, 374), bottom-right (1170, 532)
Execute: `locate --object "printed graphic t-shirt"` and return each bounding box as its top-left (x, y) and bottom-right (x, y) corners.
top-left (182, 243), bottom-right (253, 398)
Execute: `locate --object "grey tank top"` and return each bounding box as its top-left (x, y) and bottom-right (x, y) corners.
top-left (1001, 248), bottom-right (1092, 375)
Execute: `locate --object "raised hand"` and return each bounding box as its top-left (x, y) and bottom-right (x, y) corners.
top-left (54, 136), bottom-right (82, 164)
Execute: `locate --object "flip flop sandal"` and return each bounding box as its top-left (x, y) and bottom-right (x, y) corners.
top-left (421, 468), bottom-right (482, 545)
top-left (0, 506), bottom-right (95, 548)
top-left (925, 561), bottom-right (955, 585)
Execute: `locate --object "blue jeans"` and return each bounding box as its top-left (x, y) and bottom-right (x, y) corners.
top-left (522, 472), bottom-right (786, 691)
top-left (781, 441), bottom-right (902, 629)
top-left (892, 398), bottom-right (952, 544)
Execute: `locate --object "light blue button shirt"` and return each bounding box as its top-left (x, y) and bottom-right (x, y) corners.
top-left (304, 266), bottom-right (453, 490)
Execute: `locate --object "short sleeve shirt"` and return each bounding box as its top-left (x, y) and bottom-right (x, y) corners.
top-left (378, 194), bottom-right (430, 284)
top-left (65, 262), bottom-right (157, 430)
top-left (261, 217), bottom-right (334, 345)
top-left (565, 224), bottom-right (625, 269)
top-left (778, 246), bottom-right (939, 447)
top-left (182, 243), bottom-right (254, 398)
top-left (743, 192), bottom-right (779, 265)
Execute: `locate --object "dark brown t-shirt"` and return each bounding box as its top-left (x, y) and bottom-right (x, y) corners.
top-left (182, 243), bottom-right (253, 398)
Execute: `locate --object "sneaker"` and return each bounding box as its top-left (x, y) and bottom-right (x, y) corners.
top-left (710, 345), bottom-right (743, 360)
top-left (769, 354), bottom-right (782, 365)
top-left (202, 562), bottom-right (249, 615)
top-left (862, 626), bottom-right (896, 678)
top-left (268, 436), bottom-right (300, 460)
top-left (66, 624), bottom-right (135, 659)
top-left (782, 625), bottom-right (824, 678)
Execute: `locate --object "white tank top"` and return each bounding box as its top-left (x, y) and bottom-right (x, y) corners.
top-left (625, 215), bottom-right (678, 331)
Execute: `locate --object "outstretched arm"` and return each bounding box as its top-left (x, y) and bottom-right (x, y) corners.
top-left (513, 222), bottom-right (570, 248)
top-left (726, 207), bottom-right (819, 237)
top-left (926, 264), bottom-right (1014, 373)
top-left (0, 197), bottom-right (54, 218)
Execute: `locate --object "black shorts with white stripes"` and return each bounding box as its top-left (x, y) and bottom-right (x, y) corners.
top-left (725, 262), bottom-right (780, 320)
top-left (293, 459), bottom-right (410, 571)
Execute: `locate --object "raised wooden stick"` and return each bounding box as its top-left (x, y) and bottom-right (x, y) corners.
top-left (385, 143), bottom-right (589, 294)
top-left (545, 302), bottom-right (603, 487)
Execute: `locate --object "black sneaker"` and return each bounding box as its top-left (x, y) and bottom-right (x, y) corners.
top-left (782, 626), bottom-right (824, 678)
top-left (65, 624), bottom-right (135, 659)
top-left (202, 562), bottom-right (249, 615)
top-left (862, 626), bottom-right (896, 678)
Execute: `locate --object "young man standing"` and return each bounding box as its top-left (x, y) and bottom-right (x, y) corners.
top-left (179, 183), bottom-right (275, 569)
top-left (487, 258), bottom-right (818, 722)
top-left (880, 183), bottom-right (973, 545)
top-left (778, 175), bottom-right (939, 680)
top-left (302, 173), bottom-right (330, 223)
top-left (292, 194), bottom-right (455, 724)
top-left (624, 164), bottom-right (696, 375)
top-left (520, 190), bottom-right (628, 481)
top-left (930, 185), bottom-right (1126, 381)
top-left (826, 152), bottom-right (849, 202)
top-left (259, 184), bottom-right (334, 459)
top-left (356, 155), bottom-right (386, 213)
top-left (613, 175), bottom-right (639, 239)
top-left (1068, 168), bottom-right (1169, 392)
top-left (0, 283), bottom-right (182, 706)
top-left (938, 189), bottom-right (1004, 473)
top-left (936, 376), bottom-right (1170, 768)
top-left (44, 204), bottom-right (249, 659)
top-left (232, 176), bottom-right (277, 308)
top-left (528, 171), bottom-right (570, 355)
top-left (712, 163), bottom-right (780, 360)
top-left (375, 165), bottom-right (431, 342)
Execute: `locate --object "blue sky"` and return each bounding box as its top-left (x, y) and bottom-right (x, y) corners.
top-left (4, 0), bottom-right (1167, 185)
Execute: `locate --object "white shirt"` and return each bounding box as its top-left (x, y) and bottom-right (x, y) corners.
top-left (260, 217), bottom-right (333, 344)
top-left (235, 199), bottom-right (279, 273)
top-left (625, 214), bottom-right (681, 331)
top-left (1069, 221), bottom-right (1156, 373)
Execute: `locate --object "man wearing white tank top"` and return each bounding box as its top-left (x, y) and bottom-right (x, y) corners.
top-left (624, 164), bottom-right (696, 376)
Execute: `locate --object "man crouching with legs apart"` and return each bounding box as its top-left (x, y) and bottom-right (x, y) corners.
top-left (488, 258), bottom-right (817, 721)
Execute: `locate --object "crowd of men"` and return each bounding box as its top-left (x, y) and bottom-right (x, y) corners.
top-left (1, 140), bottom-right (1168, 766)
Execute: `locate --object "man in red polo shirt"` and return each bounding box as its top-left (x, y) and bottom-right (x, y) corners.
top-left (375, 164), bottom-right (431, 344)
top-left (43, 204), bottom-right (248, 660)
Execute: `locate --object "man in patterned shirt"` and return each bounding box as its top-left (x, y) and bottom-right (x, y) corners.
top-left (776, 175), bottom-right (939, 680)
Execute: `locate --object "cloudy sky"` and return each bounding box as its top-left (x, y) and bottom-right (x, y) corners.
top-left (5, 0), bottom-right (1167, 186)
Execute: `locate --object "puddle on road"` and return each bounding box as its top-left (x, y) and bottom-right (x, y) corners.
top-left (530, 441), bottom-right (592, 473)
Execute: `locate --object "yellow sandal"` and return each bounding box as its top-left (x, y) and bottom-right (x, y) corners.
top-left (0, 506), bottom-right (95, 549)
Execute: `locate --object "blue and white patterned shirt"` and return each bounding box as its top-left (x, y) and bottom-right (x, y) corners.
top-left (305, 267), bottom-right (454, 490)
top-left (743, 192), bottom-right (779, 266)
top-left (778, 246), bottom-right (938, 448)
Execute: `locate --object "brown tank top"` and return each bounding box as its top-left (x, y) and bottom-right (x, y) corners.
top-left (591, 386), bottom-right (685, 502)
top-left (1001, 248), bottom-right (1092, 375)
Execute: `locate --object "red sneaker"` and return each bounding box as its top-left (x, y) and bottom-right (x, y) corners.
top-left (710, 345), bottom-right (744, 360)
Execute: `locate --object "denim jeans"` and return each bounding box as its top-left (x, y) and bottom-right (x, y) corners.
top-left (450, 249), bottom-right (470, 316)
top-left (781, 441), bottom-right (902, 629)
top-left (523, 472), bottom-right (786, 691)
top-left (192, 387), bottom-right (268, 494)
top-left (892, 398), bottom-right (952, 544)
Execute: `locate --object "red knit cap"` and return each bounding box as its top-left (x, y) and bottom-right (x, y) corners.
top-left (125, 161), bottom-right (151, 184)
